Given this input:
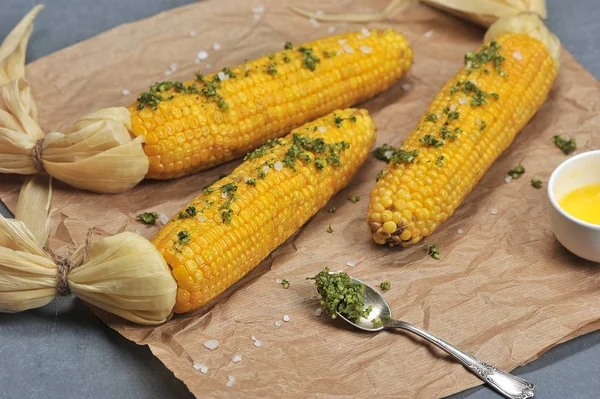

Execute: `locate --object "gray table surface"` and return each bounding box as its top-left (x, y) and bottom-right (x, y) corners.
top-left (0, 1), bottom-right (599, 398)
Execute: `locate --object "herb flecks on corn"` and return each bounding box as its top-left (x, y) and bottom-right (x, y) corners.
top-left (129, 29), bottom-right (411, 180)
top-left (368, 33), bottom-right (557, 247)
top-left (152, 109), bottom-right (376, 313)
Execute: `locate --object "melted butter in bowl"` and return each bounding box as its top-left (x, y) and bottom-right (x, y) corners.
top-left (548, 150), bottom-right (600, 262)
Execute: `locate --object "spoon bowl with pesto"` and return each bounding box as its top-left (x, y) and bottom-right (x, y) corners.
top-left (310, 269), bottom-right (535, 399)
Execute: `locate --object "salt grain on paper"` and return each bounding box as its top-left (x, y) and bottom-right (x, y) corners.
top-left (252, 6), bottom-right (264, 13)
top-left (197, 50), bottom-right (209, 61)
top-left (275, 278), bottom-right (283, 284)
top-left (505, 175), bottom-right (513, 184)
top-left (204, 339), bottom-right (220, 350)
top-left (309, 18), bottom-right (319, 28)
top-left (315, 308), bottom-right (323, 317)
top-left (317, 126), bottom-right (327, 133)
top-left (346, 261), bottom-right (356, 267)
top-left (490, 208), bottom-right (499, 215)
top-left (328, 26), bottom-right (336, 33)
top-left (213, 43), bottom-right (222, 51)
top-left (457, 228), bottom-right (464, 235)
top-left (401, 83), bottom-right (411, 91)
top-left (226, 376), bottom-right (236, 387)
top-left (253, 340), bottom-right (263, 347)
top-left (205, 63), bottom-right (212, 69)
top-left (282, 315), bottom-right (290, 322)
top-left (158, 214), bottom-right (169, 225)
top-left (343, 45), bottom-right (354, 54)
top-left (121, 89), bottom-right (130, 96)
top-left (512, 51), bottom-right (523, 61)
top-left (274, 321), bottom-right (281, 327)
top-left (169, 63), bottom-right (177, 72)
top-left (361, 27), bottom-right (371, 37)
top-left (195, 59), bottom-right (201, 64)
top-left (189, 30), bottom-right (197, 37)
top-left (424, 30), bottom-right (433, 38)
top-left (251, 335), bottom-right (257, 341)
top-left (274, 161), bottom-right (284, 171)
top-left (253, 14), bottom-right (261, 21)
top-left (232, 354), bottom-right (243, 363)
top-left (360, 45), bottom-right (373, 54)
top-left (316, 10), bottom-right (324, 16)
top-left (164, 70), bottom-right (173, 76)
top-left (194, 364), bottom-right (208, 374)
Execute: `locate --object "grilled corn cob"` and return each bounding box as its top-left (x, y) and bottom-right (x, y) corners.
top-left (152, 109), bottom-right (376, 313)
top-left (367, 33), bottom-right (557, 247)
top-left (129, 29), bottom-right (411, 179)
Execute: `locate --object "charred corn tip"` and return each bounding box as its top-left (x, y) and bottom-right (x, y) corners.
top-left (129, 29), bottom-right (411, 180)
top-left (153, 108), bottom-right (376, 313)
top-left (368, 33), bottom-right (557, 247)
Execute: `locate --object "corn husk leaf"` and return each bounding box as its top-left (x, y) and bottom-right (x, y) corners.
top-left (14, 175), bottom-right (52, 247)
top-left (0, 6), bottom-right (148, 193)
top-left (291, 0), bottom-right (547, 27)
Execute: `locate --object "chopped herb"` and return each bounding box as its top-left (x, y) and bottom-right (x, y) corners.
top-left (268, 53), bottom-right (275, 60)
top-left (284, 41), bottom-right (293, 50)
top-left (220, 182), bottom-right (238, 194)
top-left (202, 187), bottom-right (214, 195)
top-left (372, 317), bottom-right (382, 327)
top-left (447, 111), bottom-right (460, 120)
top-left (349, 115), bottom-right (357, 123)
top-left (299, 47), bottom-right (320, 71)
top-left (425, 113), bottom-right (438, 122)
top-left (531, 179), bottom-right (543, 189)
top-left (136, 212), bottom-right (159, 225)
top-left (323, 50), bottom-right (337, 58)
top-left (282, 55), bottom-right (291, 63)
top-left (380, 281), bottom-right (391, 291)
top-left (553, 135), bottom-right (576, 155)
top-left (443, 107), bottom-right (450, 115)
top-left (308, 268), bottom-right (372, 322)
top-left (177, 230), bottom-right (191, 245)
top-left (257, 169), bottom-right (267, 179)
top-left (327, 207), bottom-right (337, 214)
top-left (440, 125), bottom-right (457, 140)
top-left (245, 178), bottom-right (257, 186)
top-left (391, 149), bottom-right (418, 164)
top-left (464, 40), bottom-right (506, 76)
top-left (219, 173), bottom-right (229, 180)
top-left (508, 165), bottom-right (525, 179)
top-left (348, 195), bottom-right (360, 204)
top-left (326, 225), bottom-right (334, 234)
top-left (427, 244), bottom-right (440, 259)
top-left (436, 156), bottom-right (445, 167)
top-left (280, 279), bottom-right (290, 289)
top-left (267, 63), bottom-right (278, 75)
top-left (222, 209), bottom-right (233, 224)
top-left (222, 67), bottom-right (236, 78)
top-left (177, 206), bottom-right (198, 219)
top-left (333, 114), bottom-right (344, 127)
top-left (480, 120), bottom-right (487, 131)
top-left (454, 127), bottom-right (464, 134)
top-left (314, 158), bottom-right (326, 170)
top-left (376, 170), bottom-right (387, 182)
top-left (245, 138), bottom-right (283, 160)
top-left (419, 134), bottom-right (444, 147)
top-left (450, 80), bottom-right (499, 107)
top-left (374, 144), bottom-right (397, 162)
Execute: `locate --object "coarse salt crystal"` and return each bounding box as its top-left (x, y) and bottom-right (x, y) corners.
top-left (449, 103), bottom-right (457, 111)
top-left (384, 150), bottom-right (394, 159)
top-left (226, 376), bottom-right (235, 387)
top-left (197, 215), bottom-right (207, 222)
top-left (197, 50), bottom-right (209, 60)
top-left (360, 45), bottom-right (373, 54)
top-left (213, 43), bottom-right (221, 51)
top-left (512, 51), bottom-right (523, 61)
top-left (490, 208), bottom-right (499, 215)
top-left (204, 340), bottom-right (220, 350)
top-left (328, 26), bottom-right (336, 33)
top-left (134, 229), bottom-right (141, 235)
top-left (457, 228), bottom-right (464, 235)
top-left (475, 117), bottom-right (482, 125)
top-left (121, 89), bottom-right (130, 96)
top-left (262, 165), bottom-right (270, 174)
top-left (275, 278), bottom-right (283, 284)
top-left (505, 175), bottom-right (513, 184)
top-left (357, 35), bottom-right (364, 40)
top-left (309, 18), bottom-right (319, 28)
top-left (218, 71), bottom-right (229, 81)
top-left (252, 6), bottom-right (264, 13)
top-left (253, 13), bottom-right (261, 21)
top-left (401, 83), bottom-right (411, 91)
top-left (459, 97), bottom-right (468, 105)
top-left (317, 126), bottom-right (327, 133)
top-left (232, 354), bottom-right (243, 363)
top-left (170, 63), bottom-right (177, 72)
top-left (424, 30), bottom-right (433, 38)
top-left (253, 339), bottom-right (263, 347)
top-left (315, 308), bottom-right (323, 317)
top-left (343, 45), bottom-right (354, 53)
top-left (316, 10), bottom-right (324, 16)
top-left (158, 214), bottom-right (169, 225)
top-left (222, 192), bottom-right (228, 199)
top-left (436, 112), bottom-right (442, 119)
top-left (282, 315), bottom-right (290, 322)
top-left (251, 335), bottom-right (257, 341)
top-left (274, 321), bottom-right (282, 327)
top-left (189, 30), bottom-right (197, 37)
top-left (469, 79), bottom-right (477, 85)
top-left (193, 363), bottom-right (208, 373)
top-left (346, 261), bottom-right (356, 267)
top-left (244, 176), bottom-right (252, 183)
top-left (164, 70), bottom-right (173, 76)
top-left (274, 161), bottom-right (284, 171)
top-left (244, 65), bottom-right (250, 72)
top-left (361, 28), bottom-right (371, 37)
top-left (338, 39), bottom-right (347, 45)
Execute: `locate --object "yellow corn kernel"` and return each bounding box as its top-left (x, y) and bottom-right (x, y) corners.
top-left (368, 33), bottom-right (557, 247)
top-left (152, 109), bottom-right (376, 313)
top-left (129, 29), bottom-right (412, 179)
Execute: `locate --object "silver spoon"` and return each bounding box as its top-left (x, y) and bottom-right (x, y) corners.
top-left (336, 276), bottom-right (535, 399)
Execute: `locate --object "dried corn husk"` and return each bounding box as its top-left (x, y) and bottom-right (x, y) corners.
top-left (0, 5), bottom-right (148, 194)
top-left (0, 174), bottom-right (177, 324)
top-left (291, 0), bottom-right (547, 27)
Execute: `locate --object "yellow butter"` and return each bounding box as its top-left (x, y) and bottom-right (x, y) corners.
top-left (559, 184), bottom-right (600, 225)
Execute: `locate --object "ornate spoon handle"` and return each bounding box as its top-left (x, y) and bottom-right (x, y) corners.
top-left (386, 320), bottom-right (535, 399)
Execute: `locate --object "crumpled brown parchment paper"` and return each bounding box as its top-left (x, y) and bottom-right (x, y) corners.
top-left (1, 0), bottom-right (600, 398)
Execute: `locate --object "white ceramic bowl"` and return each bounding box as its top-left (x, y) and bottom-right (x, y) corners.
top-left (548, 150), bottom-right (600, 262)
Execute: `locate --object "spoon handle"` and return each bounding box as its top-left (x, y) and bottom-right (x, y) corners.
top-left (387, 320), bottom-right (535, 399)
